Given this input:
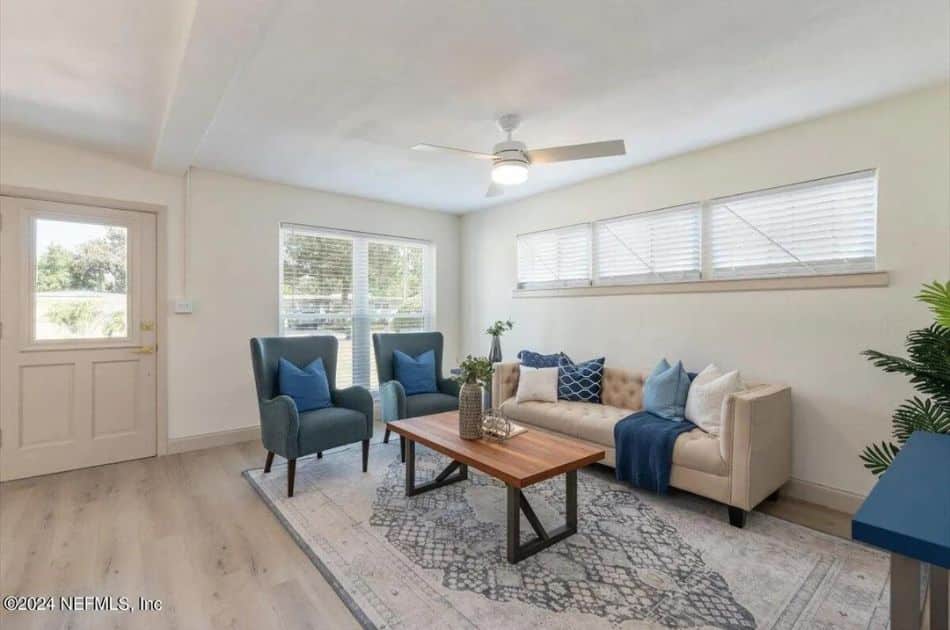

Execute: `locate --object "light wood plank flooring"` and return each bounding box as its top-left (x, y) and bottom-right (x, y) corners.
top-left (1, 433), bottom-right (851, 630)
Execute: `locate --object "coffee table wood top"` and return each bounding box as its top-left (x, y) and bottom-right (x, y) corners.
top-left (388, 412), bottom-right (605, 488)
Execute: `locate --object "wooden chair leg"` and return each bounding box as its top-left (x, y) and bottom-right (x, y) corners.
top-left (400, 436), bottom-right (406, 463)
top-left (362, 439), bottom-right (369, 472)
top-left (317, 451), bottom-right (323, 459)
top-left (384, 427), bottom-right (391, 444)
top-left (264, 451), bottom-right (274, 473)
top-left (287, 459), bottom-right (296, 497)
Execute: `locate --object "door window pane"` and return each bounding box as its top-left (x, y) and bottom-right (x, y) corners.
top-left (34, 219), bottom-right (128, 340)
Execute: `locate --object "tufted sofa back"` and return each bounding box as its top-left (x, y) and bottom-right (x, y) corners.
top-left (492, 362), bottom-right (645, 411)
top-left (599, 367), bottom-right (644, 410)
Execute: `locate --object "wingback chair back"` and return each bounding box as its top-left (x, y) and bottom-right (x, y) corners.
top-left (372, 331), bottom-right (446, 384)
top-left (250, 335), bottom-right (339, 402)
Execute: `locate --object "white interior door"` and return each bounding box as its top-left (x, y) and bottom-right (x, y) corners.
top-left (0, 197), bottom-right (157, 480)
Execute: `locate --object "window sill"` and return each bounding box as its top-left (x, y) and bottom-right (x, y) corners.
top-left (512, 271), bottom-right (889, 298)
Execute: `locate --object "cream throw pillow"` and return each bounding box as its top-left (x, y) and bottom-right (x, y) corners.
top-left (684, 364), bottom-right (743, 434)
top-left (516, 366), bottom-right (559, 403)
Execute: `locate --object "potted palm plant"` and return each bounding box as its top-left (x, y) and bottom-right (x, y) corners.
top-left (454, 355), bottom-right (494, 439)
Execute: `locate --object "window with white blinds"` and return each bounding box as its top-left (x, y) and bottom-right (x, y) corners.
top-left (514, 170), bottom-right (878, 290)
top-left (280, 224), bottom-right (434, 390)
top-left (709, 170), bottom-right (877, 279)
top-left (594, 204), bottom-right (701, 284)
top-left (516, 224), bottom-right (591, 289)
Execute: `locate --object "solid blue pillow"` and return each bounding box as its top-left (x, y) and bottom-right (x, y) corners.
top-left (643, 358), bottom-right (691, 421)
top-left (518, 350), bottom-right (572, 368)
top-left (278, 357), bottom-right (332, 412)
top-left (393, 349), bottom-right (438, 395)
top-left (557, 355), bottom-right (605, 403)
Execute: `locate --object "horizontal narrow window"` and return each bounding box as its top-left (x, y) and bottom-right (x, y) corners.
top-left (709, 170), bottom-right (877, 279)
top-left (517, 224), bottom-right (591, 289)
top-left (594, 204), bottom-right (701, 284)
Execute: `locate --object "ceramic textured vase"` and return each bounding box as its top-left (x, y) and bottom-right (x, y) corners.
top-left (458, 382), bottom-right (484, 439)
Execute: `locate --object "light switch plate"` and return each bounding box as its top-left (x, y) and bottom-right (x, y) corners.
top-left (174, 299), bottom-right (194, 314)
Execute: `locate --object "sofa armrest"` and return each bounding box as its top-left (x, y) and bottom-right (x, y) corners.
top-left (379, 380), bottom-right (407, 423)
top-left (332, 386), bottom-right (375, 437)
top-left (259, 395), bottom-right (301, 459)
top-left (491, 362), bottom-right (520, 407)
top-left (723, 384), bottom-right (792, 510)
top-left (438, 377), bottom-right (460, 398)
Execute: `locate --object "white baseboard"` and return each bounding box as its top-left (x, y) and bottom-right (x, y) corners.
top-left (781, 477), bottom-right (867, 515)
top-left (167, 426), bottom-right (261, 455)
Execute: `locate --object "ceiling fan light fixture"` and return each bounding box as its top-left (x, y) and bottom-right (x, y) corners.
top-left (492, 160), bottom-right (528, 186)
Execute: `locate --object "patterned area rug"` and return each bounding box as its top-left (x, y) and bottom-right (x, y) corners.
top-left (244, 440), bottom-right (890, 629)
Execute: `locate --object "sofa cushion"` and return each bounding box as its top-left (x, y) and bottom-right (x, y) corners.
top-left (672, 428), bottom-right (728, 476)
top-left (643, 359), bottom-right (690, 421)
top-left (516, 366), bottom-right (558, 403)
top-left (298, 406), bottom-right (367, 453)
top-left (600, 367), bottom-right (644, 410)
top-left (499, 397), bottom-right (630, 446)
top-left (406, 392), bottom-right (458, 417)
top-left (518, 349), bottom-right (570, 368)
top-left (557, 355), bottom-right (605, 402)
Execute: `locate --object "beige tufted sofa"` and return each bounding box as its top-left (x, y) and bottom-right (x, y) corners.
top-left (492, 362), bottom-right (792, 526)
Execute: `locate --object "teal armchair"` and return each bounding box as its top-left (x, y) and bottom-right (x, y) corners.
top-left (250, 335), bottom-right (373, 496)
top-left (372, 332), bottom-right (459, 461)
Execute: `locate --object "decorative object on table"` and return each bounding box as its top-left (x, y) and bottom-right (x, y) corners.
top-left (454, 355), bottom-right (494, 439)
top-left (859, 280), bottom-right (950, 475)
top-left (486, 319), bottom-right (514, 364)
top-left (481, 409), bottom-right (512, 441)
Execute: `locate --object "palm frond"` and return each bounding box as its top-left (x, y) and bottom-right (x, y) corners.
top-left (918, 280), bottom-right (950, 328)
top-left (859, 441), bottom-right (900, 476)
top-left (891, 397), bottom-right (950, 443)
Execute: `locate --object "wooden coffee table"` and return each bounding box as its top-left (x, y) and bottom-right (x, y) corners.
top-left (387, 412), bottom-right (605, 563)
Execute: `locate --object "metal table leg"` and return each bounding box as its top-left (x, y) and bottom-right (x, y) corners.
top-left (506, 470), bottom-right (577, 564)
top-left (403, 438), bottom-right (468, 497)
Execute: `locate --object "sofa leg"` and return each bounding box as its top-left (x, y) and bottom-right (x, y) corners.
top-left (400, 436), bottom-right (406, 464)
top-left (317, 451), bottom-right (323, 459)
top-left (264, 451), bottom-right (274, 473)
top-left (384, 427), bottom-right (391, 444)
top-left (728, 506), bottom-right (747, 528)
top-left (362, 439), bottom-right (369, 473)
top-left (287, 459), bottom-right (296, 498)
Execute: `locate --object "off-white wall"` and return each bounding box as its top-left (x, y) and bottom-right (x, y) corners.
top-left (460, 84), bottom-right (950, 497)
top-left (0, 133), bottom-right (462, 440)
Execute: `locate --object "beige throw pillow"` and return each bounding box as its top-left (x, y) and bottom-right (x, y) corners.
top-left (684, 363), bottom-right (743, 434)
top-left (516, 366), bottom-right (559, 404)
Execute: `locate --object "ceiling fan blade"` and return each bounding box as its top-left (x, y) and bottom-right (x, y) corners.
top-left (526, 139), bottom-right (626, 164)
top-left (486, 181), bottom-right (504, 197)
top-left (411, 143), bottom-right (495, 160)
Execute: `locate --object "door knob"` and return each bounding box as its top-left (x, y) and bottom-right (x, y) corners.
top-left (132, 345), bottom-right (156, 354)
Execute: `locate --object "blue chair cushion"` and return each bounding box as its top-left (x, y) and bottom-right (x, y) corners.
top-left (518, 349), bottom-right (571, 368)
top-left (643, 359), bottom-right (691, 421)
top-left (278, 357), bottom-right (332, 412)
top-left (297, 407), bottom-right (368, 454)
top-left (393, 349), bottom-right (438, 395)
top-left (406, 392), bottom-right (459, 418)
top-left (557, 355), bottom-right (605, 403)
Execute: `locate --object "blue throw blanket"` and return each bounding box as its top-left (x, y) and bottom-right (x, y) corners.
top-left (614, 411), bottom-right (696, 493)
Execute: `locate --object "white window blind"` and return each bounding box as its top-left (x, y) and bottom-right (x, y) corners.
top-left (594, 204), bottom-right (701, 284)
top-left (280, 224), bottom-right (434, 390)
top-left (517, 224), bottom-right (591, 288)
top-left (709, 170), bottom-right (877, 279)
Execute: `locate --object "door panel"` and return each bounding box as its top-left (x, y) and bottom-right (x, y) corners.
top-left (1, 197), bottom-right (157, 480)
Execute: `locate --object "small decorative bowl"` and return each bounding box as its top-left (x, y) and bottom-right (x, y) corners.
top-left (481, 409), bottom-right (512, 442)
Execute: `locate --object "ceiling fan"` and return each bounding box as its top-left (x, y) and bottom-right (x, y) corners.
top-left (411, 114), bottom-right (626, 197)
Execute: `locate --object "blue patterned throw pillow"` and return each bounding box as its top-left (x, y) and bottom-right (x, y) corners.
top-left (518, 349), bottom-right (571, 369)
top-left (557, 355), bottom-right (605, 403)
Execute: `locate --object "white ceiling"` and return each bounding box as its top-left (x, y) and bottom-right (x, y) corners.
top-left (2, 0), bottom-right (948, 213)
